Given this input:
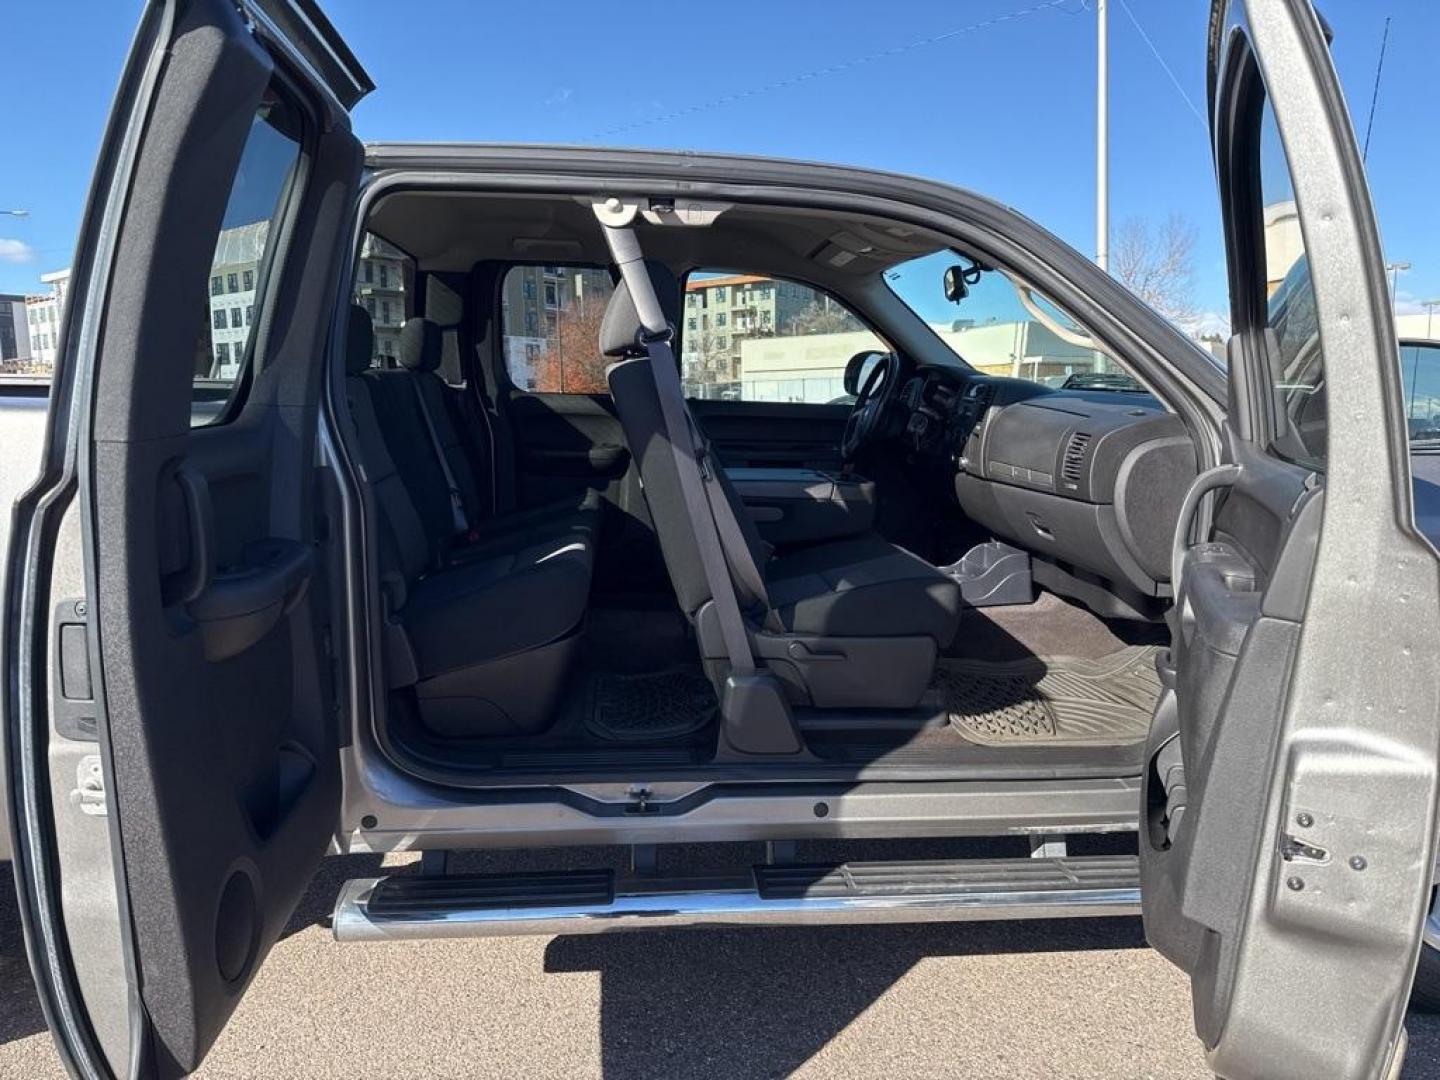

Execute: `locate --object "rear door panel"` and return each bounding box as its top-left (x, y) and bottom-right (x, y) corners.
top-left (5, 1), bottom-right (368, 1074)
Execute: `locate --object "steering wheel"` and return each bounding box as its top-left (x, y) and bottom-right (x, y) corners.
top-left (840, 351), bottom-right (904, 462)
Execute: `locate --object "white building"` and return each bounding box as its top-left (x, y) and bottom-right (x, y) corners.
top-left (24, 268), bottom-right (70, 372)
top-left (207, 223), bottom-right (268, 379)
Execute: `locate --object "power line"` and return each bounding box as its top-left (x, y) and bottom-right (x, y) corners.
top-left (1362, 15), bottom-right (1391, 162)
top-left (1114, 0), bottom-right (1206, 132)
top-left (595, 0), bottom-right (1077, 139)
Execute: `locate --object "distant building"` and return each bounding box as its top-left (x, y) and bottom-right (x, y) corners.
top-left (353, 234), bottom-right (410, 365)
top-left (681, 274), bottom-right (819, 398)
top-left (1263, 200), bottom-right (1302, 297)
top-left (205, 224), bottom-right (267, 379)
top-left (24, 268), bottom-right (70, 371)
top-left (738, 318), bottom-right (1106, 403)
top-left (0, 294), bottom-right (32, 369)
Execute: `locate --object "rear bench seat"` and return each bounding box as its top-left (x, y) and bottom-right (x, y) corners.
top-left (344, 305), bottom-right (595, 737)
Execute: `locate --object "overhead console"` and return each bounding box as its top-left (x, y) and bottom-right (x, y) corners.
top-left (946, 381), bottom-right (1198, 618)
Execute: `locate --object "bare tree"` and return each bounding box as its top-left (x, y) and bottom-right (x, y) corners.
top-left (786, 299), bottom-right (863, 336)
top-left (1111, 213), bottom-right (1199, 324)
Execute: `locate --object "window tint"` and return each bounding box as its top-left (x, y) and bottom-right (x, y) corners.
top-left (350, 233), bottom-right (414, 368)
top-left (682, 271), bottom-right (885, 403)
top-left (500, 265), bottom-right (615, 392)
top-left (192, 88), bottom-right (302, 426)
top-left (885, 251), bottom-right (1131, 392)
top-left (1257, 98), bottom-right (1324, 468)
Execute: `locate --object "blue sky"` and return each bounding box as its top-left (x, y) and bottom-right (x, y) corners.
top-left (3, 0), bottom-right (1437, 324)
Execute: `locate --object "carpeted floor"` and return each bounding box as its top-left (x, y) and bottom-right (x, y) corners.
top-left (949, 591), bottom-right (1169, 663)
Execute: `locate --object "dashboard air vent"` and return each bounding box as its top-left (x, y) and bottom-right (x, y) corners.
top-left (1061, 431), bottom-right (1092, 487)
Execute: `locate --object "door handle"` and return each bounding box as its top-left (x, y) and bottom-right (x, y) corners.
top-left (165, 465), bottom-right (214, 606)
top-left (1170, 463), bottom-right (1242, 590)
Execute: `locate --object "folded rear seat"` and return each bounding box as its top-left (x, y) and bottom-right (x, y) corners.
top-left (343, 305), bottom-right (593, 737)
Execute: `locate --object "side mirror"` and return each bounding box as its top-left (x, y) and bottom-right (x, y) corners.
top-left (844, 350), bottom-right (887, 397)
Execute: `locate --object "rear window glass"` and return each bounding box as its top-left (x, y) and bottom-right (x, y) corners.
top-left (192, 88), bottom-right (302, 426)
top-left (1257, 98), bottom-right (1324, 469)
top-left (500, 265), bottom-right (615, 393)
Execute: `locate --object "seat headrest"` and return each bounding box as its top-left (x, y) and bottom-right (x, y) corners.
top-left (346, 304), bottom-right (374, 375)
top-left (399, 317), bottom-right (443, 373)
top-left (600, 260), bottom-right (681, 358)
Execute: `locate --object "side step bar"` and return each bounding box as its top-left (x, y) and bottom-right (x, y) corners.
top-left (332, 856), bottom-right (1140, 942)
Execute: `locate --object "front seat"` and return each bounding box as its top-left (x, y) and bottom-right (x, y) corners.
top-left (603, 263), bottom-right (962, 709)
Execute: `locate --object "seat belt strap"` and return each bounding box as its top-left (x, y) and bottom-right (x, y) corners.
top-left (600, 219), bottom-right (756, 676)
top-left (689, 421), bottom-right (771, 609)
top-left (410, 377), bottom-right (469, 534)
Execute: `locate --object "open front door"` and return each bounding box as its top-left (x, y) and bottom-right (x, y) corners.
top-left (1140, 2), bottom-right (1440, 1077)
top-left (4, 1), bottom-right (369, 1075)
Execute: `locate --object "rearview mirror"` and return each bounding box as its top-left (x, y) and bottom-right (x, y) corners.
top-left (943, 265), bottom-right (969, 303)
top-left (844, 350), bottom-right (887, 397)
top-left (943, 258), bottom-right (987, 303)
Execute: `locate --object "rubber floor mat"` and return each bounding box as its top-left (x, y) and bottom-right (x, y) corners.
top-left (934, 645), bottom-right (1163, 746)
top-left (586, 667), bottom-right (718, 742)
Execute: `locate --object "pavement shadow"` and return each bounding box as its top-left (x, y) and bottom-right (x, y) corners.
top-left (546, 915), bottom-right (1146, 1079)
top-left (0, 864), bottom-right (52, 1047)
top-left (541, 835), bottom-right (1144, 1080)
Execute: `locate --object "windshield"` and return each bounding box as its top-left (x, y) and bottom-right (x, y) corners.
top-left (882, 250), bottom-right (1129, 388)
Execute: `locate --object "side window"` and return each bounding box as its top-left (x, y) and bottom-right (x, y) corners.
top-left (1255, 97), bottom-right (1324, 469)
top-left (350, 233), bottom-right (414, 369)
top-left (1400, 342), bottom-right (1440, 446)
top-left (192, 87), bottom-right (302, 425)
top-left (884, 251), bottom-right (1130, 390)
top-left (499, 264), bottom-right (616, 393)
top-left (681, 271), bottom-right (885, 403)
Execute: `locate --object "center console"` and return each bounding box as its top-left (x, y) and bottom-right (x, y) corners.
top-left (725, 468), bottom-right (877, 548)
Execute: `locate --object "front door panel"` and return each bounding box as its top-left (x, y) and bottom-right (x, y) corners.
top-left (690, 399), bottom-right (849, 472)
top-left (1139, 3), bottom-right (1440, 1077)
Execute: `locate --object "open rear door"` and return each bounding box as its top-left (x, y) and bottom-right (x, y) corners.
top-left (1140, 2), bottom-right (1440, 1077)
top-left (4, 1), bottom-right (369, 1075)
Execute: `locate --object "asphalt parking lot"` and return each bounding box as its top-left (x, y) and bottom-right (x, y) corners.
top-left (5, 844), bottom-right (1440, 1079)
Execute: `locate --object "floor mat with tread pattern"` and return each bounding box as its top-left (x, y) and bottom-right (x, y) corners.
top-left (934, 645), bottom-right (1163, 746)
top-left (585, 667), bottom-right (718, 742)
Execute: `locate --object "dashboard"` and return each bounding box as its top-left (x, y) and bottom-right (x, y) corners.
top-left (899, 367), bottom-right (1198, 616)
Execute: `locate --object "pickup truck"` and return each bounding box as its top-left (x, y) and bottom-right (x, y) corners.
top-left (4, 2), bottom-right (1439, 1079)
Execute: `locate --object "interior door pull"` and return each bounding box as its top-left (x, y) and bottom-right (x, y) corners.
top-left (1170, 464), bottom-right (1242, 589)
top-left (170, 465), bottom-right (214, 605)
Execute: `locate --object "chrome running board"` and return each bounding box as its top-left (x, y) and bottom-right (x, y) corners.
top-left (331, 855), bottom-right (1140, 942)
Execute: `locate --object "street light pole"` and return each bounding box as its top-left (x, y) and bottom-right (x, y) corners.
top-left (1386, 261), bottom-right (1411, 303)
top-left (0, 209), bottom-right (29, 217)
top-left (1424, 298), bottom-right (1440, 341)
top-left (1096, 0), bottom-right (1109, 272)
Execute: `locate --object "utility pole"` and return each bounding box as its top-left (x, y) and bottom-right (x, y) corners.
top-left (1096, 0), bottom-right (1109, 273)
top-left (1424, 298), bottom-right (1440, 341)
